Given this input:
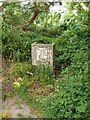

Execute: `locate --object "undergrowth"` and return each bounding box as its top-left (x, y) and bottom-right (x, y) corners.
top-left (2, 1), bottom-right (89, 119)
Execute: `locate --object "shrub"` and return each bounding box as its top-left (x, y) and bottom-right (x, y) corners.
top-left (42, 33), bottom-right (89, 118)
top-left (43, 62), bottom-right (89, 118)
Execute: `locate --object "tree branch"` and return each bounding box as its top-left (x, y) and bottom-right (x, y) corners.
top-left (75, 0), bottom-right (85, 10)
top-left (11, 0), bottom-right (38, 29)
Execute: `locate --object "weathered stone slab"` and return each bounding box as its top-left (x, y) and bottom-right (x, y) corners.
top-left (31, 42), bottom-right (55, 68)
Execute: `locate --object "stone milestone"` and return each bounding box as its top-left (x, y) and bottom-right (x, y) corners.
top-left (31, 43), bottom-right (55, 68)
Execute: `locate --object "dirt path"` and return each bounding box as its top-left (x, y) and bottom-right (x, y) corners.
top-left (2, 95), bottom-right (38, 118)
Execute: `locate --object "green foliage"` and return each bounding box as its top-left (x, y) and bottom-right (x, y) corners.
top-left (42, 9), bottom-right (89, 119)
top-left (43, 63), bottom-right (89, 118)
top-left (10, 62), bottom-right (35, 84)
top-left (31, 3), bottom-right (89, 118)
top-left (11, 62), bottom-right (53, 85)
top-left (2, 1), bottom-right (89, 119)
top-left (14, 81), bottom-right (35, 106)
top-left (2, 2), bottom-right (62, 61)
top-left (32, 65), bottom-right (53, 85)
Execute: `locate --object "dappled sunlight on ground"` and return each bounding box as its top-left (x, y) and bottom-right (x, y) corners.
top-left (2, 95), bottom-right (37, 118)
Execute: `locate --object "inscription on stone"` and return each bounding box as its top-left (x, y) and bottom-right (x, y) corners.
top-left (31, 43), bottom-right (55, 68)
top-left (37, 48), bottom-right (47, 61)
